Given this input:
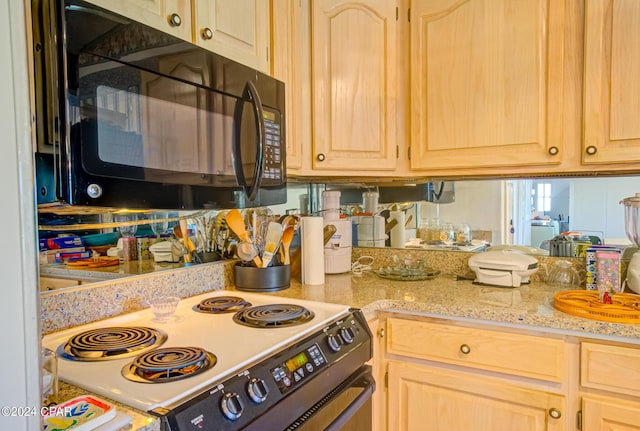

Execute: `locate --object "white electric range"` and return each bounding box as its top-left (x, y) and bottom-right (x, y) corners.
top-left (41, 290), bottom-right (374, 431)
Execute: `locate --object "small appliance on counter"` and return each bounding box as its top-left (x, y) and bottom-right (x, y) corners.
top-left (148, 240), bottom-right (184, 263)
top-left (322, 191), bottom-right (352, 273)
top-left (621, 193), bottom-right (640, 294)
top-left (468, 250), bottom-right (539, 287)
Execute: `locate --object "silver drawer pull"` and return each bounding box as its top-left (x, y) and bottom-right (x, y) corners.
top-left (460, 344), bottom-right (471, 355)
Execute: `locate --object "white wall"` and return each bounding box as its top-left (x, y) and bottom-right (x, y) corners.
top-left (419, 180), bottom-right (503, 242)
top-left (0, 1), bottom-right (41, 429)
top-left (570, 177), bottom-right (640, 244)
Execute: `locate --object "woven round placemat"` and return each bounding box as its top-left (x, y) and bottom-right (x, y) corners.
top-left (553, 290), bottom-right (640, 323)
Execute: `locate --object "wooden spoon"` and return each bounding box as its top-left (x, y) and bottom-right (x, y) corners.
top-left (173, 222), bottom-right (203, 264)
top-left (261, 222), bottom-right (283, 268)
top-left (225, 209), bottom-right (262, 267)
top-left (174, 222), bottom-right (192, 263)
top-left (280, 225), bottom-right (295, 265)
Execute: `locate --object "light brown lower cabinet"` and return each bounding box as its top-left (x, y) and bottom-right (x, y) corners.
top-left (372, 314), bottom-right (640, 431)
top-left (387, 361), bottom-right (566, 431)
top-left (581, 342), bottom-right (640, 431)
top-left (581, 395), bottom-right (640, 431)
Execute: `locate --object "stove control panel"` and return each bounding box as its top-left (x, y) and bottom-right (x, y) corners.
top-left (163, 310), bottom-right (372, 431)
top-left (270, 343), bottom-right (327, 394)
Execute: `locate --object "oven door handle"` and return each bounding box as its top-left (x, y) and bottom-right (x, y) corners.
top-left (233, 80), bottom-right (265, 203)
top-left (324, 371), bottom-right (375, 431)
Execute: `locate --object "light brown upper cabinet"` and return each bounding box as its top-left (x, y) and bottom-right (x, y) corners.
top-left (582, 0), bottom-right (640, 166)
top-left (83, 0), bottom-right (192, 41)
top-left (310, 0), bottom-right (399, 173)
top-left (409, 0), bottom-right (568, 172)
top-left (274, 0), bottom-right (402, 176)
top-left (193, 0), bottom-right (270, 73)
top-left (85, 0), bottom-right (271, 74)
top-left (275, 0), bottom-right (640, 178)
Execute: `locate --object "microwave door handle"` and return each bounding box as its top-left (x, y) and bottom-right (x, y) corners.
top-left (233, 81), bottom-right (265, 202)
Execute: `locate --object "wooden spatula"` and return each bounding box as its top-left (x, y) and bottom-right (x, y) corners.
top-left (261, 222), bottom-right (283, 268)
top-left (280, 225), bottom-right (295, 265)
top-left (225, 209), bottom-right (262, 267)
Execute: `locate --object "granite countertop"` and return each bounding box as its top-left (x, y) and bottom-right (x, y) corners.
top-left (256, 272), bottom-right (640, 343)
top-left (42, 258), bottom-right (640, 431)
top-left (40, 260), bottom-right (186, 282)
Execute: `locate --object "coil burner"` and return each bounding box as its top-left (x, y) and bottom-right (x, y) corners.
top-left (233, 304), bottom-right (315, 328)
top-left (122, 347), bottom-right (217, 383)
top-left (58, 326), bottom-right (167, 361)
top-left (193, 296), bottom-right (252, 314)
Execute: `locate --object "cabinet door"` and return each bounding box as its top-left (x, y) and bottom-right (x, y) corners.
top-left (388, 361), bottom-right (566, 431)
top-left (583, 0), bottom-right (640, 165)
top-left (83, 0), bottom-right (191, 41)
top-left (311, 0), bottom-right (398, 172)
top-left (583, 396), bottom-right (640, 431)
top-left (193, 0), bottom-right (270, 73)
top-left (409, 0), bottom-right (566, 171)
top-left (272, 0), bottom-right (310, 171)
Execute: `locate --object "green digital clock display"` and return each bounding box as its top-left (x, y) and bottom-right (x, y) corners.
top-left (285, 352), bottom-right (308, 372)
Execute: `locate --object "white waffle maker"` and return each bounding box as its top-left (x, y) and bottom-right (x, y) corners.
top-left (468, 250), bottom-right (539, 287)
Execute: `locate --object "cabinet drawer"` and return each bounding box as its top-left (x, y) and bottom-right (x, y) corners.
top-left (386, 318), bottom-right (565, 382)
top-left (39, 276), bottom-right (81, 291)
top-left (581, 342), bottom-right (640, 398)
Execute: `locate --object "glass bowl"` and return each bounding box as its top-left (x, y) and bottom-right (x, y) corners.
top-left (547, 260), bottom-right (584, 288)
top-left (149, 296), bottom-right (180, 322)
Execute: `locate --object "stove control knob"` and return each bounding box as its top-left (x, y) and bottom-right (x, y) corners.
top-left (221, 392), bottom-right (244, 421)
top-left (327, 333), bottom-right (342, 352)
top-left (340, 327), bottom-right (355, 344)
top-left (247, 378), bottom-right (269, 404)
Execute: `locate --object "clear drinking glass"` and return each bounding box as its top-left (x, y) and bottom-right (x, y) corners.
top-left (41, 347), bottom-right (58, 398)
top-left (115, 213), bottom-right (138, 238)
top-left (150, 212), bottom-right (169, 239)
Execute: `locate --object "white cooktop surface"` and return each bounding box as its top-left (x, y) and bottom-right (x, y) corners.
top-left (41, 290), bottom-right (350, 412)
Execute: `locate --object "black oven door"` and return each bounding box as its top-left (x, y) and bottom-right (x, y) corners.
top-left (286, 365), bottom-right (375, 431)
top-left (244, 365), bottom-right (375, 431)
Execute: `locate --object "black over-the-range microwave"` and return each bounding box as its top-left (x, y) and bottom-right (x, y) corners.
top-left (31, 0), bottom-right (286, 210)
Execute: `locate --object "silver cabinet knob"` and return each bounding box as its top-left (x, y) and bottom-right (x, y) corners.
top-left (316, 153), bottom-right (326, 162)
top-left (201, 27), bottom-right (213, 40)
top-left (168, 13), bottom-right (181, 27)
top-left (460, 344), bottom-right (471, 355)
top-left (548, 146), bottom-right (559, 156)
top-left (586, 145), bottom-right (598, 155)
top-left (548, 408), bottom-right (562, 419)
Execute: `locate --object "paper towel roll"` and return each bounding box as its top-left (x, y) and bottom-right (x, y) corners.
top-left (390, 210), bottom-right (406, 248)
top-left (301, 216), bottom-right (325, 285)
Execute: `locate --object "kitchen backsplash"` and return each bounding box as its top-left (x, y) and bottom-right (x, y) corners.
top-left (40, 248), bottom-right (593, 335)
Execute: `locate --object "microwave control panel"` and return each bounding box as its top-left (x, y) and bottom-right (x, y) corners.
top-left (262, 108), bottom-right (283, 184)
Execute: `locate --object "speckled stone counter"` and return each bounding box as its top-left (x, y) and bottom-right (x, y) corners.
top-left (40, 260), bottom-right (234, 334)
top-left (46, 382), bottom-right (159, 431)
top-left (40, 260), bottom-right (187, 282)
top-left (259, 272), bottom-right (640, 343)
top-left (39, 249), bottom-right (640, 430)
